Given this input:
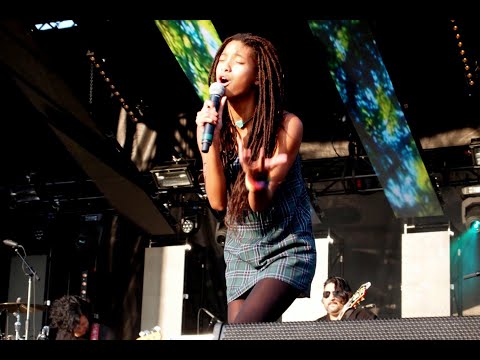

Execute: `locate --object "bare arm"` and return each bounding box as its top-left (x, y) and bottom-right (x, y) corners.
top-left (196, 96), bottom-right (228, 211)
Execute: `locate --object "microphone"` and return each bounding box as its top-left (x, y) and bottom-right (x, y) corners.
top-left (201, 82), bottom-right (225, 153)
top-left (3, 239), bottom-right (19, 248)
top-left (201, 308), bottom-right (221, 325)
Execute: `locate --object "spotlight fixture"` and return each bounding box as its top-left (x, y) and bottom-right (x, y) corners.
top-left (215, 220), bottom-right (227, 246)
top-left (181, 216), bottom-right (197, 234)
top-left (326, 228), bottom-right (334, 244)
top-left (151, 163), bottom-right (195, 190)
top-left (461, 196), bottom-right (480, 233)
top-left (461, 185), bottom-right (480, 196)
top-left (9, 185), bottom-right (40, 204)
top-left (469, 138), bottom-right (480, 167)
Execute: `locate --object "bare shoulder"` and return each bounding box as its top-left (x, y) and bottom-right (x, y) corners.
top-left (278, 111), bottom-right (303, 152)
top-left (282, 111), bottom-right (303, 136)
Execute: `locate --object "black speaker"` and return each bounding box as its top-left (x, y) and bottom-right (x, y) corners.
top-left (213, 316), bottom-right (480, 340)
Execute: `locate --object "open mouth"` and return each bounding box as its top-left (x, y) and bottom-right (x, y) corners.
top-left (219, 76), bottom-right (230, 86)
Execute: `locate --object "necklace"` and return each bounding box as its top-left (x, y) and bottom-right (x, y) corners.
top-left (234, 115), bottom-right (254, 129)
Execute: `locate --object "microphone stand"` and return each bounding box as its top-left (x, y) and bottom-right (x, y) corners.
top-left (200, 308), bottom-right (221, 327)
top-left (13, 247), bottom-right (40, 340)
top-left (13, 311), bottom-right (21, 340)
top-left (464, 271), bottom-right (480, 280)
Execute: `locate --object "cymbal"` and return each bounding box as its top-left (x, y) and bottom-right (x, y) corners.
top-left (0, 302), bottom-right (46, 313)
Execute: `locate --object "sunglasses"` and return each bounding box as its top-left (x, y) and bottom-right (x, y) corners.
top-left (323, 290), bottom-right (345, 299)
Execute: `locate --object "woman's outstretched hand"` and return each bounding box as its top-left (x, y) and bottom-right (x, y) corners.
top-left (237, 137), bottom-right (287, 186)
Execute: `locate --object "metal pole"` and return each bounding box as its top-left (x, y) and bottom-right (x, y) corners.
top-left (25, 275), bottom-right (32, 340)
top-left (14, 311), bottom-right (21, 340)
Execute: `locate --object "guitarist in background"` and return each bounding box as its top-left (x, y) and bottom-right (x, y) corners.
top-left (316, 276), bottom-right (378, 321)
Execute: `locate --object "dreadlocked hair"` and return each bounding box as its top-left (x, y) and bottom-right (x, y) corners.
top-left (208, 33), bottom-right (286, 225)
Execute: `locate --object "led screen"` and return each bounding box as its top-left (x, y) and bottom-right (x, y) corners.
top-left (155, 20), bottom-right (222, 101)
top-left (308, 20), bottom-right (443, 218)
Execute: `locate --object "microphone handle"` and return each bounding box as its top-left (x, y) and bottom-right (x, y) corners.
top-left (201, 123), bottom-right (216, 153)
top-left (201, 93), bottom-right (223, 153)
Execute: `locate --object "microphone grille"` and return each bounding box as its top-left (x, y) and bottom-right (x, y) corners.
top-left (209, 82), bottom-right (225, 97)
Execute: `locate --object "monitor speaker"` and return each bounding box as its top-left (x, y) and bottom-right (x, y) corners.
top-left (212, 316), bottom-right (480, 340)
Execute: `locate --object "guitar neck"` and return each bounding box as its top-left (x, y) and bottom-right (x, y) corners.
top-left (338, 305), bottom-right (350, 320)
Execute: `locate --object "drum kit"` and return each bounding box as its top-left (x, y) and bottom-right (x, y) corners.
top-left (0, 302), bottom-right (46, 340)
top-left (1, 240), bottom-right (47, 340)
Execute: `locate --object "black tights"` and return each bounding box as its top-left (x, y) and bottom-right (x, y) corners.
top-left (228, 278), bottom-right (301, 324)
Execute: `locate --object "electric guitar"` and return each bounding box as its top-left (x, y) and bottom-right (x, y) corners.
top-left (338, 281), bottom-right (371, 320)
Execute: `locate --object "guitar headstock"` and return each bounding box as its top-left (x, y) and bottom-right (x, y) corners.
top-left (136, 326), bottom-right (162, 340)
top-left (348, 281), bottom-right (371, 308)
top-left (338, 281), bottom-right (371, 319)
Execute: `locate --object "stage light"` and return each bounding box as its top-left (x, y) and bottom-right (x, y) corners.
top-left (326, 228), bottom-right (334, 244)
top-left (470, 219), bottom-right (480, 232)
top-left (151, 164), bottom-right (194, 190)
top-left (469, 138), bottom-right (480, 166)
top-left (9, 185), bottom-right (40, 204)
top-left (461, 185), bottom-right (480, 196)
top-left (181, 216), bottom-right (197, 234)
top-left (35, 20), bottom-right (77, 31)
top-left (461, 196), bottom-right (480, 232)
top-left (465, 205), bottom-right (480, 232)
top-left (215, 220), bottom-right (227, 246)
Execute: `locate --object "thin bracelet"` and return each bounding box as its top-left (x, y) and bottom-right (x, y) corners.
top-left (245, 173), bottom-right (269, 192)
